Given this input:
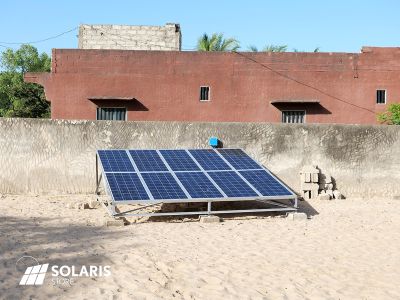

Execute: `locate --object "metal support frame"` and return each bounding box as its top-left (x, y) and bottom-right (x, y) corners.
top-left (95, 152), bottom-right (298, 219)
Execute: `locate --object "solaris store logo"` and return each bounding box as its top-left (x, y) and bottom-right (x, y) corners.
top-left (16, 256), bottom-right (111, 287)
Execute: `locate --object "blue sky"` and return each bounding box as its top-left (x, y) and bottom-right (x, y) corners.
top-left (0, 0), bottom-right (399, 55)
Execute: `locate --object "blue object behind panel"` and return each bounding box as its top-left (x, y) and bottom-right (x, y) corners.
top-left (107, 173), bottom-right (149, 201)
top-left (208, 171), bottom-right (258, 197)
top-left (98, 150), bottom-right (135, 172)
top-left (129, 150), bottom-right (168, 172)
top-left (189, 149), bottom-right (231, 170)
top-left (217, 149), bottom-right (262, 170)
top-left (160, 150), bottom-right (200, 171)
top-left (141, 172), bottom-right (188, 200)
top-left (176, 172), bottom-right (223, 198)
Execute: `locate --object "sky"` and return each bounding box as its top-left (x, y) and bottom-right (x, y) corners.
top-left (0, 0), bottom-right (400, 55)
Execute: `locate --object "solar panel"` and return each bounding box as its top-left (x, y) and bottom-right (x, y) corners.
top-left (176, 172), bottom-right (223, 198)
top-left (129, 150), bottom-right (168, 172)
top-left (141, 172), bottom-right (188, 200)
top-left (159, 150), bottom-right (200, 171)
top-left (106, 173), bottom-right (149, 201)
top-left (240, 170), bottom-right (292, 196)
top-left (97, 148), bottom-right (295, 204)
top-left (98, 150), bottom-right (135, 172)
top-left (207, 171), bottom-right (259, 197)
top-left (217, 149), bottom-right (262, 170)
top-left (189, 149), bottom-right (231, 170)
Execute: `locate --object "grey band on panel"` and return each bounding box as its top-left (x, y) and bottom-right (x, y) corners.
top-left (125, 150), bottom-right (155, 200)
top-left (212, 149), bottom-right (263, 197)
top-left (156, 150), bottom-right (192, 199)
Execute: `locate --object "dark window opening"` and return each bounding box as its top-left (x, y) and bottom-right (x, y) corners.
top-left (282, 111), bottom-right (305, 123)
top-left (96, 107), bottom-right (126, 121)
top-left (376, 90), bottom-right (386, 104)
top-left (200, 86), bottom-right (210, 101)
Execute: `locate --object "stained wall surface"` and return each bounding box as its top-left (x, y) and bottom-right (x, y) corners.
top-left (0, 118), bottom-right (399, 199)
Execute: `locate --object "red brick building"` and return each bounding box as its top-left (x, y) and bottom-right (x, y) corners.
top-left (24, 47), bottom-right (400, 124)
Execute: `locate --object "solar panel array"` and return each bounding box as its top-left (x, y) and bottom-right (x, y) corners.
top-left (97, 149), bottom-right (294, 202)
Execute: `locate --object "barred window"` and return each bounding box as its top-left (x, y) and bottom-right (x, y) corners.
top-left (96, 108), bottom-right (126, 121)
top-left (376, 90), bottom-right (386, 104)
top-left (282, 111), bottom-right (305, 123)
top-left (200, 86), bottom-right (210, 101)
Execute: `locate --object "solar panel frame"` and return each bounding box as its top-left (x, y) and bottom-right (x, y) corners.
top-left (96, 148), bottom-right (296, 204)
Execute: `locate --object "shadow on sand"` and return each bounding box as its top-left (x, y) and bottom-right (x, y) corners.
top-left (0, 215), bottom-right (121, 299)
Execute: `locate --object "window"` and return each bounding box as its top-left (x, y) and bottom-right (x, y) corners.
top-left (200, 86), bottom-right (210, 101)
top-left (376, 90), bottom-right (386, 104)
top-left (282, 111), bottom-right (305, 123)
top-left (96, 108), bottom-right (126, 121)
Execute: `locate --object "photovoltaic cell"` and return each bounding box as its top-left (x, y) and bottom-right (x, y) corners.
top-left (129, 150), bottom-right (168, 172)
top-left (141, 172), bottom-right (188, 200)
top-left (176, 172), bottom-right (223, 198)
top-left (217, 149), bottom-right (262, 170)
top-left (239, 170), bottom-right (292, 196)
top-left (106, 173), bottom-right (149, 201)
top-left (189, 149), bottom-right (231, 171)
top-left (98, 150), bottom-right (135, 172)
top-left (160, 150), bottom-right (200, 171)
top-left (208, 171), bottom-right (258, 197)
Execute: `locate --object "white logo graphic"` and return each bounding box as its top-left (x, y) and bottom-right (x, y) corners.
top-left (19, 264), bottom-right (49, 286)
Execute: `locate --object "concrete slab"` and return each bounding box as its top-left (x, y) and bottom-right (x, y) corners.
top-left (199, 215), bottom-right (221, 223)
top-left (287, 212), bottom-right (308, 221)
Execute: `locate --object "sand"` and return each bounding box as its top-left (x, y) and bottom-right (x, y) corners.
top-left (1, 195), bottom-right (400, 300)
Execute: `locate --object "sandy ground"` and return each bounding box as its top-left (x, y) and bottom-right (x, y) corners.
top-left (0, 195), bottom-right (400, 300)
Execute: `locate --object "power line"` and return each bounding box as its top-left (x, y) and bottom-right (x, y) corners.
top-left (233, 51), bottom-right (376, 115)
top-left (0, 26), bottom-right (78, 45)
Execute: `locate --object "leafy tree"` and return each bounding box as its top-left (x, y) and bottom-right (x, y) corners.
top-left (196, 33), bottom-right (240, 52)
top-left (377, 103), bottom-right (400, 125)
top-left (0, 44), bottom-right (50, 118)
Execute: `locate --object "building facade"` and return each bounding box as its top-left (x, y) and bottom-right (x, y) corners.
top-left (24, 47), bottom-right (400, 124)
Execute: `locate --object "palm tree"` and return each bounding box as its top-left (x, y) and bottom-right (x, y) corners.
top-left (247, 45), bottom-right (259, 52)
top-left (196, 33), bottom-right (240, 52)
top-left (262, 45), bottom-right (288, 52)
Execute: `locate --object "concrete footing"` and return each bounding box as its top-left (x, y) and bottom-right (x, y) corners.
top-left (104, 218), bottom-right (126, 227)
top-left (199, 215), bottom-right (221, 223)
top-left (287, 212), bottom-right (308, 221)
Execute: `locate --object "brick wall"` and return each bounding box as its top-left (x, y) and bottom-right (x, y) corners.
top-left (78, 23), bottom-right (181, 50)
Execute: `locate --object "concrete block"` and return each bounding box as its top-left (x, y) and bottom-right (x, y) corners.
top-left (104, 219), bottom-right (126, 227)
top-left (325, 183), bottom-right (334, 190)
top-left (287, 212), bottom-right (308, 220)
top-left (326, 190), bottom-right (334, 197)
top-left (317, 193), bottom-right (331, 200)
top-left (89, 199), bottom-right (101, 209)
top-left (199, 215), bottom-right (220, 223)
top-left (301, 182), bottom-right (319, 190)
top-left (312, 173), bottom-right (319, 183)
top-left (333, 190), bottom-right (343, 199)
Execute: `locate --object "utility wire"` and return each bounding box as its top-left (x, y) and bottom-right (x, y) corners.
top-left (233, 51), bottom-right (376, 114)
top-left (0, 26), bottom-right (78, 45)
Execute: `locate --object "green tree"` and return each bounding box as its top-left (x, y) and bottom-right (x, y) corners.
top-left (196, 33), bottom-right (240, 52)
top-left (377, 103), bottom-right (400, 125)
top-left (262, 45), bottom-right (288, 52)
top-left (247, 44), bottom-right (288, 52)
top-left (0, 44), bottom-right (51, 118)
